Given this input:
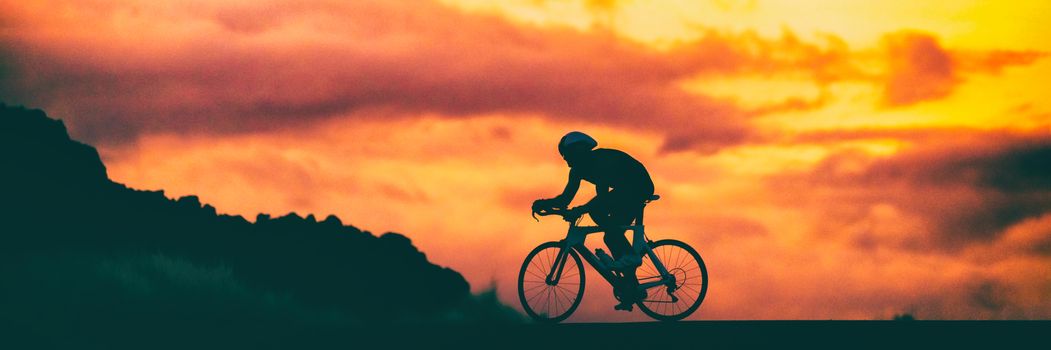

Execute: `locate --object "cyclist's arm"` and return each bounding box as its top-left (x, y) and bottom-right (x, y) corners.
top-left (574, 185), bottom-right (608, 212)
top-left (550, 169), bottom-right (582, 208)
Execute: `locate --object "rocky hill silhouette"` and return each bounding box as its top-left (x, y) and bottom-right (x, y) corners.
top-left (0, 104), bottom-right (518, 347)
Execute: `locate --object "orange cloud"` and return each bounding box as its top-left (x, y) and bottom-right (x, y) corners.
top-left (880, 32), bottom-right (957, 106)
top-left (0, 0), bottom-right (897, 154)
top-left (3, 2), bottom-right (1043, 153)
top-left (878, 31), bottom-right (1046, 107)
top-left (956, 50), bottom-right (1048, 75)
top-left (0, 0), bottom-right (740, 151)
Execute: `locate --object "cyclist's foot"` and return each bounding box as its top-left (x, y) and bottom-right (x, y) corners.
top-left (613, 288), bottom-right (647, 312)
top-left (610, 254), bottom-right (642, 272)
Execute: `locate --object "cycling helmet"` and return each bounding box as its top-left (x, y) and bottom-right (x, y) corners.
top-left (558, 131), bottom-right (598, 157)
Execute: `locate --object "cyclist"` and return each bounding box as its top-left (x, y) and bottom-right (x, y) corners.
top-left (532, 131), bottom-right (655, 311)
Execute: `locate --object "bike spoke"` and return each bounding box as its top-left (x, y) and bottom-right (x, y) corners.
top-left (640, 258), bottom-right (657, 276)
top-left (529, 258), bottom-right (544, 274)
top-left (523, 282), bottom-right (548, 294)
top-left (646, 286), bottom-right (668, 302)
top-left (542, 249), bottom-right (552, 272)
top-left (682, 283), bottom-right (701, 296)
top-left (640, 266), bottom-right (655, 277)
top-left (551, 286), bottom-right (561, 315)
top-left (558, 275), bottom-right (578, 282)
top-left (556, 285), bottom-right (575, 313)
top-left (541, 287), bottom-right (553, 315)
top-left (526, 269), bottom-right (548, 281)
top-left (525, 286), bottom-right (547, 306)
top-left (680, 287), bottom-right (698, 305)
top-left (554, 289), bottom-right (561, 316)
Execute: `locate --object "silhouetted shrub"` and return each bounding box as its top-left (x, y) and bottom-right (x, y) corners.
top-left (892, 313), bottom-right (916, 321)
top-left (0, 104), bottom-right (518, 345)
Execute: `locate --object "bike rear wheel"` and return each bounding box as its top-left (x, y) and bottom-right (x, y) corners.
top-left (636, 239), bottom-right (707, 321)
top-left (517, 241), bottom-right (585, 323)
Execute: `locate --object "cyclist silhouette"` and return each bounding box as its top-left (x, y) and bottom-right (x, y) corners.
top-left (533, 131), bottom-right (655, 311)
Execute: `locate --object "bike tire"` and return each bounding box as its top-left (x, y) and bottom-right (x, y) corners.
top-left (636, 239), bottom-right (708, 321)
top-left (517, 241), bottom-right (586, 323)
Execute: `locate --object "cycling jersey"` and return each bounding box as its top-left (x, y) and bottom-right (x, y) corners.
top-left (553, 148), bottom-right (654, 207)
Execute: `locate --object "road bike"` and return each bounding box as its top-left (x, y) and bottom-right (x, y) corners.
top-left (520, 195), bottom-right (707, 322)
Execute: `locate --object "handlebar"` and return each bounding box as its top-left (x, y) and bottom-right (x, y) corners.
top-left (531, 207), bottom-right (580, 222)
top-left (533, 207), bottom-right (565, 216)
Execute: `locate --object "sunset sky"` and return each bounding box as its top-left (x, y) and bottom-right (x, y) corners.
top-left (2, 0), bottom-right (1049, 320)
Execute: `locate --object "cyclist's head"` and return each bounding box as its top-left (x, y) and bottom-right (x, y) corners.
top-left (558, 131), bottom-right (597, 165)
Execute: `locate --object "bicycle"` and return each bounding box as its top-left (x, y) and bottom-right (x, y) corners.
top-left (519, 195), bottom-right (708, 323)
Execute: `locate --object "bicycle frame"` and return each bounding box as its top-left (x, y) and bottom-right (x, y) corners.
top-left (545, 220), bottom-right (678, 294)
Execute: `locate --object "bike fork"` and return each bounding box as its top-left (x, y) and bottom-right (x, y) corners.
top-left (545, 246), bottom-right (570, 285)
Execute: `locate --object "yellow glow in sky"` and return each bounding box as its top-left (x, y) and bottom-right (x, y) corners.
top-left (443, 0), bottom-right (1051, 50)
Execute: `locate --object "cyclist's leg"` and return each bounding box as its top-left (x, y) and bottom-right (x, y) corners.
top-left (602, 225), bottom-right (632, 261)
top-left (588, 197), bottom-right (633, 261)
top-left (605, 193), bottom-right (647, 304)
top-left (604, 193), bottom-right (642, 260)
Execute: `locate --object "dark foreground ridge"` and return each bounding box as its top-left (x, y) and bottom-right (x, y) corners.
top-left (6, 319), bottom-right (1046, 349)
top-left (386, 321), bottom-right (1046, 349)
top-left (0, 104), bottom-right (520, 347)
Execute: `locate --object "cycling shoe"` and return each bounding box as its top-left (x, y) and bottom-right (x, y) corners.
top-left (613, 288), bottom-right (647, 312)
top-left (614, 301), bottom-right (634, 311)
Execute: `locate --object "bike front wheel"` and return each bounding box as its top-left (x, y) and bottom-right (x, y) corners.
top-left (517, 241), bottom-right (585, 323)
top-left (636, 239), bottom-right (708, 321)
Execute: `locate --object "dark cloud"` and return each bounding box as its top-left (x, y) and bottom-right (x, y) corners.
top-left (969, 280), bottom-right (1011, 314)
top-left (866, 137), bottom-right (1051, 242)
top-left (771, 132), bottom-right (1051, 250)
top-left (974, 141), bottom-right (1051, 192)
top-left (1033, 231), bottom-right (1051, 256)
top-left (904, 276), bottom-right (1047, 319)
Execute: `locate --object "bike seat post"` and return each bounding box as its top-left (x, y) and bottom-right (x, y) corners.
top-left (636, 204), bottom-right (645, 226)
top-left (631, 204), bottom-right (647, 253)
